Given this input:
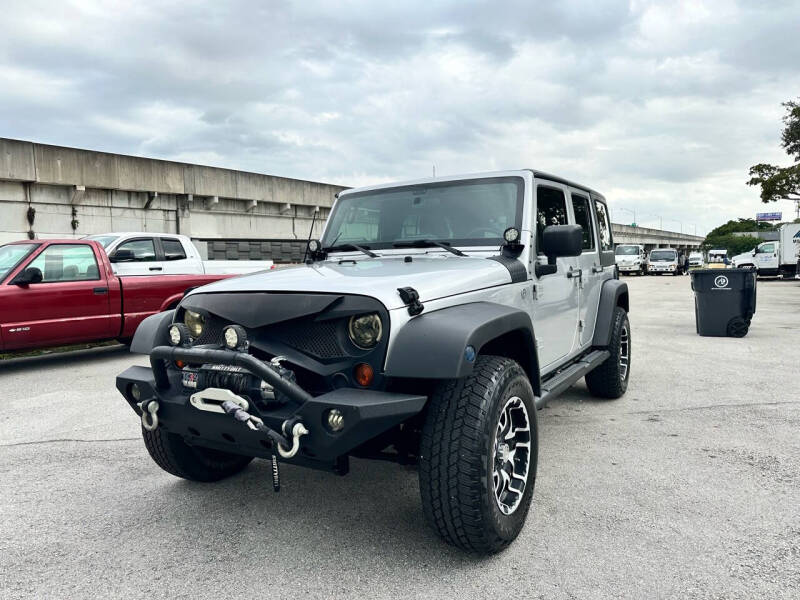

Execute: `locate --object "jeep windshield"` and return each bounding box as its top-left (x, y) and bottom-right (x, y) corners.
top-left (615, 246), bottom-right (639, 255)
top-left (650, 250), bottom-right (677, 261)
top-left (321, 177), bottom-right (523, 251)
top-left (0, 243), bottom-right (39, 281)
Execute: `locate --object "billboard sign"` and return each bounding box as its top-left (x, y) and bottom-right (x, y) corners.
top-left (756, 212), bottom-right (782, 222)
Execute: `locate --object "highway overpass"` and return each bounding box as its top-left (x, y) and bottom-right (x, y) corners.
top-left (612, 223), bottom-right (703, 252)
top-left (1, 138), bottom-right (703, 261)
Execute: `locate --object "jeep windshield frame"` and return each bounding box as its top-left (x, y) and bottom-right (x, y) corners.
top-left (321, 176), bottom-right (524, 251)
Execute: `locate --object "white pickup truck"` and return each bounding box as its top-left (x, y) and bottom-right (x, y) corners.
top-left (84, 232), bottom-right (273, 276)
top-left (730, 224), bottom-right (800, 278)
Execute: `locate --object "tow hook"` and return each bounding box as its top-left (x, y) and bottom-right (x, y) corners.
top-left (139, 399), bottom-right (160, 431)
top-left (278, 419), bottom-right (309, 459)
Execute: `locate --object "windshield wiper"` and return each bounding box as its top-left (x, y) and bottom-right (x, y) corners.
top-left (391, 239), bottom-right (467, 257)
top-left (323, 243), bottom-right (378, 258)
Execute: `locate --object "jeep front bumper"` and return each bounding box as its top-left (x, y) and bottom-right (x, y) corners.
top-left (116, 345), bottom-right (426, 468)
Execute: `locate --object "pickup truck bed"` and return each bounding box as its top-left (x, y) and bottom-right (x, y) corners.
top-left (0, 239), bottom-right (231, 352)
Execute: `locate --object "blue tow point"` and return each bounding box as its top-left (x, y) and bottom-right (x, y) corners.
top-left (464, 345), bottom-right (476, 362)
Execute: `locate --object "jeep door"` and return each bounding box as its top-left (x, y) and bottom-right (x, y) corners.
top-left (532, 182), bottom-right (580, 371)
top-left (569, 190), bottom-right (604, 347)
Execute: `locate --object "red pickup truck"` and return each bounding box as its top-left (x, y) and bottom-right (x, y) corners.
top-left (0, 239), bottom-right (231, 352)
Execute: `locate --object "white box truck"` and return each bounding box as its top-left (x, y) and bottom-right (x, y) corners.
top-left (730, 223), bottom-right (800, 277)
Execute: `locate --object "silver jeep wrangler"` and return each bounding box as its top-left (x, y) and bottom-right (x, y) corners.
top-left (117, 170), bottom-right (630, 554)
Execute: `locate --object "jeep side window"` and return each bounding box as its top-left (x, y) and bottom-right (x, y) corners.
top-left (594, 200), bottom-right (613, 251)
top-left (571, 194), bottom-right (595, 251)
top-left (536, 186), bottom-right (568, 254)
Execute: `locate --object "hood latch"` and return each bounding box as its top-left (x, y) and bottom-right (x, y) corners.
top-left (398, 287), bottom-right (424, 316)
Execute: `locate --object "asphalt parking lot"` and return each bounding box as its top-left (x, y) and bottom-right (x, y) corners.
top-left (1, 275), bottom-right (798, 599)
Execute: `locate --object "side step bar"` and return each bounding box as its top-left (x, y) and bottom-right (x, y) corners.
top-left (535, 349), bottom-right (610, 409)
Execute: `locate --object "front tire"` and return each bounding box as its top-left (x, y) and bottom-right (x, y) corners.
top-left (419, 356), bottom-right (538, 554)
top-left (142, 427), bottom-right (253, 482)
top-left (586, 307), bottom-right (630, 399)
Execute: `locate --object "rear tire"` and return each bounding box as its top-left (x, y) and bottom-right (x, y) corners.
top-left (419, 356), bottom-right (538, 554)
top-left (142, 427), bottom-right (253, 482)
top-left (586, 307), bottom-right (630, 399)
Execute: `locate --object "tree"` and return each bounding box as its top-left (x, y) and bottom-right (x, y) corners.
top-left (702, 218), bottom-right (768, 255)
top-left (747, 99), bottom-right (800, 203)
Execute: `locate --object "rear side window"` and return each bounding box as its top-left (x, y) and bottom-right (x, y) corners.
top-left (536, 186), bottom-right (568, 253)
top-left (593, 199), bottom-right (613, 251)
top-left (162, 238), bottom-right (187, 261)
top-left (26, 244), bottom-right (100, 282)
top-left (571, 194), bottom-right (595, 251)
top-left (115, 238), bottom-right (156, 262)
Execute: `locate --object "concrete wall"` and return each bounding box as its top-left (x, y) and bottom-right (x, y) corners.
top-left (0, 138), bottom-right (344, 260)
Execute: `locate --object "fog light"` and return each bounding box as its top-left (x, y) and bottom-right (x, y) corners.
top-left (169, 323), bottom-right (191, 346)
top-left (354, 363), bottom-right (374, 387)
top-left (326, 408), bottom-right (345, 432)
top-left (223, 324), bottom-right (248, 351)
top-left (129, 383), bottom-right (141, 402)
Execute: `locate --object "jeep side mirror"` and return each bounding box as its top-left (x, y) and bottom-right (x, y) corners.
top-left (12, 266), bottom-right (43, 285)
top-left (534, 225), bottom-right (583, 277)
top-left (541, 225), bottom-right (583, 259)
top-left (110, 249), bottom-right (135, 263)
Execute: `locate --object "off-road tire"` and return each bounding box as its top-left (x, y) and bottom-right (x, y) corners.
top-left (419, 356), bottom-right (538, 554)
top-left (585, 307), bottom-right (630, 399)
top-left (142, 427), bottom-right (253, 482)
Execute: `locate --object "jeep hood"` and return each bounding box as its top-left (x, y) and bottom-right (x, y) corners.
top-left (189, 255), bottom-right (515, 310)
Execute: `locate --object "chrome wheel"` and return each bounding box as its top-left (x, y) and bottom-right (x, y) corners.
top-left (492, 396), bottom-right (531, 515)
top-left (618, 323), bottom-right (630, 381)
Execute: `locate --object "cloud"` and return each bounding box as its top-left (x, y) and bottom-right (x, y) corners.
top-left (1, 0), bottom-right (799, 232)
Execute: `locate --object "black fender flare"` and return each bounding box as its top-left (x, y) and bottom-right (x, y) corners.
top-left (130, 310), bottom-right (175, 355)
top-left (384, 302), bottom-right (540, 394)
top-left (592, 279), bottom-right (629, 348)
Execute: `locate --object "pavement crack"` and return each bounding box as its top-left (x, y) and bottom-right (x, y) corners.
top-left (0, 437), bottom-right (139, 448)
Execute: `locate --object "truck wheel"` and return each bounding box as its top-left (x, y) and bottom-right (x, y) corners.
top-left (585, 307), bottom-right (630, 399)
top-left (419, 356), bottom-right (538, 554)
top-left (142, 427), bottom-right (253, 482)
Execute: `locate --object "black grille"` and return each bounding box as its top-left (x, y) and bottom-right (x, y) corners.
top-left (194, 318), bottom-right (227, 346)
top-left (193, 314), bottom-right (345, 359)
top-left (269, 319), bottom-right (344, 359)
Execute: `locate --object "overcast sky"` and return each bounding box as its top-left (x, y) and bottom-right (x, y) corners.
top-left (2, 0), bottom-right (799, 234)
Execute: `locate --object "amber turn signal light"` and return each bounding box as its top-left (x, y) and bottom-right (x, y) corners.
top-left (354, 363), bottom-right (374, 387)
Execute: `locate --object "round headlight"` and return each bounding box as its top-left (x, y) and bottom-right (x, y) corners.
top-left (184, 310), bottom-right (205, 338)
top-left (348, 313), bottom-right (383, 349)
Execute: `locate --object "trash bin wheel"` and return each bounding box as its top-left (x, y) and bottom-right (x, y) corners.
top-left (726, 317), bottom-right (749, 338)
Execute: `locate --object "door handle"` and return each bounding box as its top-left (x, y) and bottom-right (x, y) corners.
top-left (591, 265), bottom-right (604, 273)
top-left (93, 287), bottom-right (108, 294)
top-left (567, 268), bottom-right (583, 279)
top-left (149, 267), bottom-right (163, 271)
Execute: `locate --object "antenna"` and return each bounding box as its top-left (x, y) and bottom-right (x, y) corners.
top-left (302, 207), bottom-right (319, 262)
top-left (432, 164), bottom-right (436, 177)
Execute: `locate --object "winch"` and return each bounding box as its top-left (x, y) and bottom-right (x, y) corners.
top-left (181, 356), bottom-right (296, 405)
